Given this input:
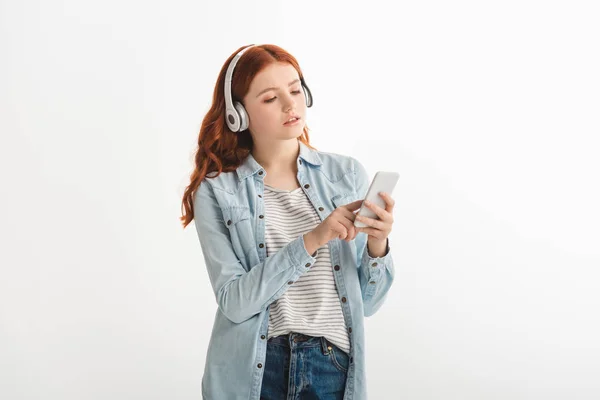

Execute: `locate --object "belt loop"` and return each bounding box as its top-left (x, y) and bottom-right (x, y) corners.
top-left (320, 336), bottom-right (330, 355)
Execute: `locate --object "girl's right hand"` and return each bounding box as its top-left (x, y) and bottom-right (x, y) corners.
top-left (312, 199), bottom-right (363, 245)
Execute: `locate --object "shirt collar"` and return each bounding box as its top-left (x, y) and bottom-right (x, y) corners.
top-left (236, 140), bottom-right (322, 182)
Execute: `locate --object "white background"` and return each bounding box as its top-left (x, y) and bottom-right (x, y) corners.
top-left (1, 0), bottom-right (599, 398)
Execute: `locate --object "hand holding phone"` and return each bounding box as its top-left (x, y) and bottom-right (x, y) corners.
top-left (354, 171), bottom-right (399, 228)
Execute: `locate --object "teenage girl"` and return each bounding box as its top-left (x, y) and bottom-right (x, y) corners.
top-left (181, 44), bottom-right (396, 400)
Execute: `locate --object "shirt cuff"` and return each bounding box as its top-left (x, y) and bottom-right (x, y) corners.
top-left (286, 234), bottom-right (319, 274)
top-left (362, 238), bottom-right (392, 274)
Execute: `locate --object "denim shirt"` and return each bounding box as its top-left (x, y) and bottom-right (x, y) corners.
top-left (193, 140), bottom-right (395, 399)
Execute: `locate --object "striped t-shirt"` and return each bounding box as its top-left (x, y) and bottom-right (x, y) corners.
top-left (263, 184), bottom-right (351, 354)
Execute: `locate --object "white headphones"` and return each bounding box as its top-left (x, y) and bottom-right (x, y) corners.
top-left (224, 44), bottom-right (314, 132)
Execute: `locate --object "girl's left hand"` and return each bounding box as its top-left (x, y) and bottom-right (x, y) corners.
top-left (354, 192), bottom-right (395, 241)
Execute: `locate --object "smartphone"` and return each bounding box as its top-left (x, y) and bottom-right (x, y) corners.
top-left (354, 171), bottom-right (399, 228)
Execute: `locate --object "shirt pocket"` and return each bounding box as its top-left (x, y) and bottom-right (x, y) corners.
top-left (331, 192), bottom-right (361, 209)
top-left (221, 206), bottom-right (254, 270)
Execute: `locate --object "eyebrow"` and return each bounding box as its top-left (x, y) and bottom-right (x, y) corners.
top-left (255, 79), bottom-right (301, 98)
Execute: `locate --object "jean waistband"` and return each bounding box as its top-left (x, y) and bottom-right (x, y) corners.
top-left (268, 332), bottom-right (333, 354)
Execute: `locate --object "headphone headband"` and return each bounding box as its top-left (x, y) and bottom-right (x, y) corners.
top-left (224, 44), bottom-right (255, 122)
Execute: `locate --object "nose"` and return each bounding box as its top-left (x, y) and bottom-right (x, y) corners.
top-left (282, 92), bottom-right (296, 111)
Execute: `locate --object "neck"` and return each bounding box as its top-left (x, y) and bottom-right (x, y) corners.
top-left (251, 138), bottom-right (300, 172)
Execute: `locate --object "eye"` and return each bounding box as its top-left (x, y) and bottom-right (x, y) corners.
top-left (264, 90), bottom-right (302, 104)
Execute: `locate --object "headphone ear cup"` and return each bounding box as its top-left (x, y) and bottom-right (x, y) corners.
top-left (234, 101), bottom-right (249, 131)
top-left (302, 84), bottom-right (313, 108)
top-left (225, 107), bottom-right (240, 132)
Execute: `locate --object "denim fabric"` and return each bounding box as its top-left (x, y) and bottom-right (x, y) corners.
top-left (260, 332), bottom-right (348, 400)
top-left (193, 140), bottom-right (395, 399)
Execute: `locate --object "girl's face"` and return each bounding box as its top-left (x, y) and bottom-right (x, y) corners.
top-left (242, 62), bottom-right (307, 141)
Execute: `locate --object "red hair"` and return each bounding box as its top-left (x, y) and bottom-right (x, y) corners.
top-left (180, 44), bottom-right (317, 228)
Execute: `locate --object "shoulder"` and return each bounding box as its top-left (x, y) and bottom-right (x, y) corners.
top-left (313, 148), bottom-right (367, 182)
top-left (196, 170), bottom-right (242, 195)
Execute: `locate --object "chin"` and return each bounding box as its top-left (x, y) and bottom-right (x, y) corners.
top-left (278, 124), bottom-right (304, 133)
top-left (274, 130), bottom-right (304, 141)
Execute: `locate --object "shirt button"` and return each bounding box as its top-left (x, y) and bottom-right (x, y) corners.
top-left (258, 194), bottom-right (262, 198)
top-left (318, 207), bottom-right (324, 211)
top-left (334, 265), bottom-right (340, 271)
top-left (227, 220), bottom-right (232, 225)
top-left (350, 357), bottom-right (354, 363)
top-left (259, 243), bottom-right (264, 248)
top-left (261, 335), bottom-right (266, 339)
top-left (258, 171), bottom-right (263, 175)
top-left (305, 263), bottom-right (311, 267)
top-left (288, 281), bottom-right (294, 285)
top-left (341, 297), bottom-right (347, 303)
top-left (372, 262), bottom-right (378, 267)
top-left (348, 327), bottom-right (352, 333)
top-left (299, 159), bottom-right (302, 164)
top-left (259, 215), bottom-right (264, 219)
top-left (257, 363), bottom-right (263, 368)
top-left (369, 280), bottom-right (376, 284)
top-left (304, 184), bottom-right (310, 189)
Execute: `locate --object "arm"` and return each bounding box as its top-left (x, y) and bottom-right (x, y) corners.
top-left (193, 179), bottom-right (318, 324)
top-left (352, 157), bottom-right (396, 317)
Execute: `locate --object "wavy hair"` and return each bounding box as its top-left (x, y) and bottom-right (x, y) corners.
top-left (180, 44), bottom-right (317, 228)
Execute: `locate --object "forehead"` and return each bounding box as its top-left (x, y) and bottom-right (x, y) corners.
top-left (249, 62), bottom-right (300, 93)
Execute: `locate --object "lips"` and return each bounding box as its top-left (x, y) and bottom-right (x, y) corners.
top-left (283, 115), bottom-right (301, 125)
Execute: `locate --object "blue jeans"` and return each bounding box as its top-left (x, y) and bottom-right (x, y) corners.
top-left (260, 332), bottom-right (349, 400)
